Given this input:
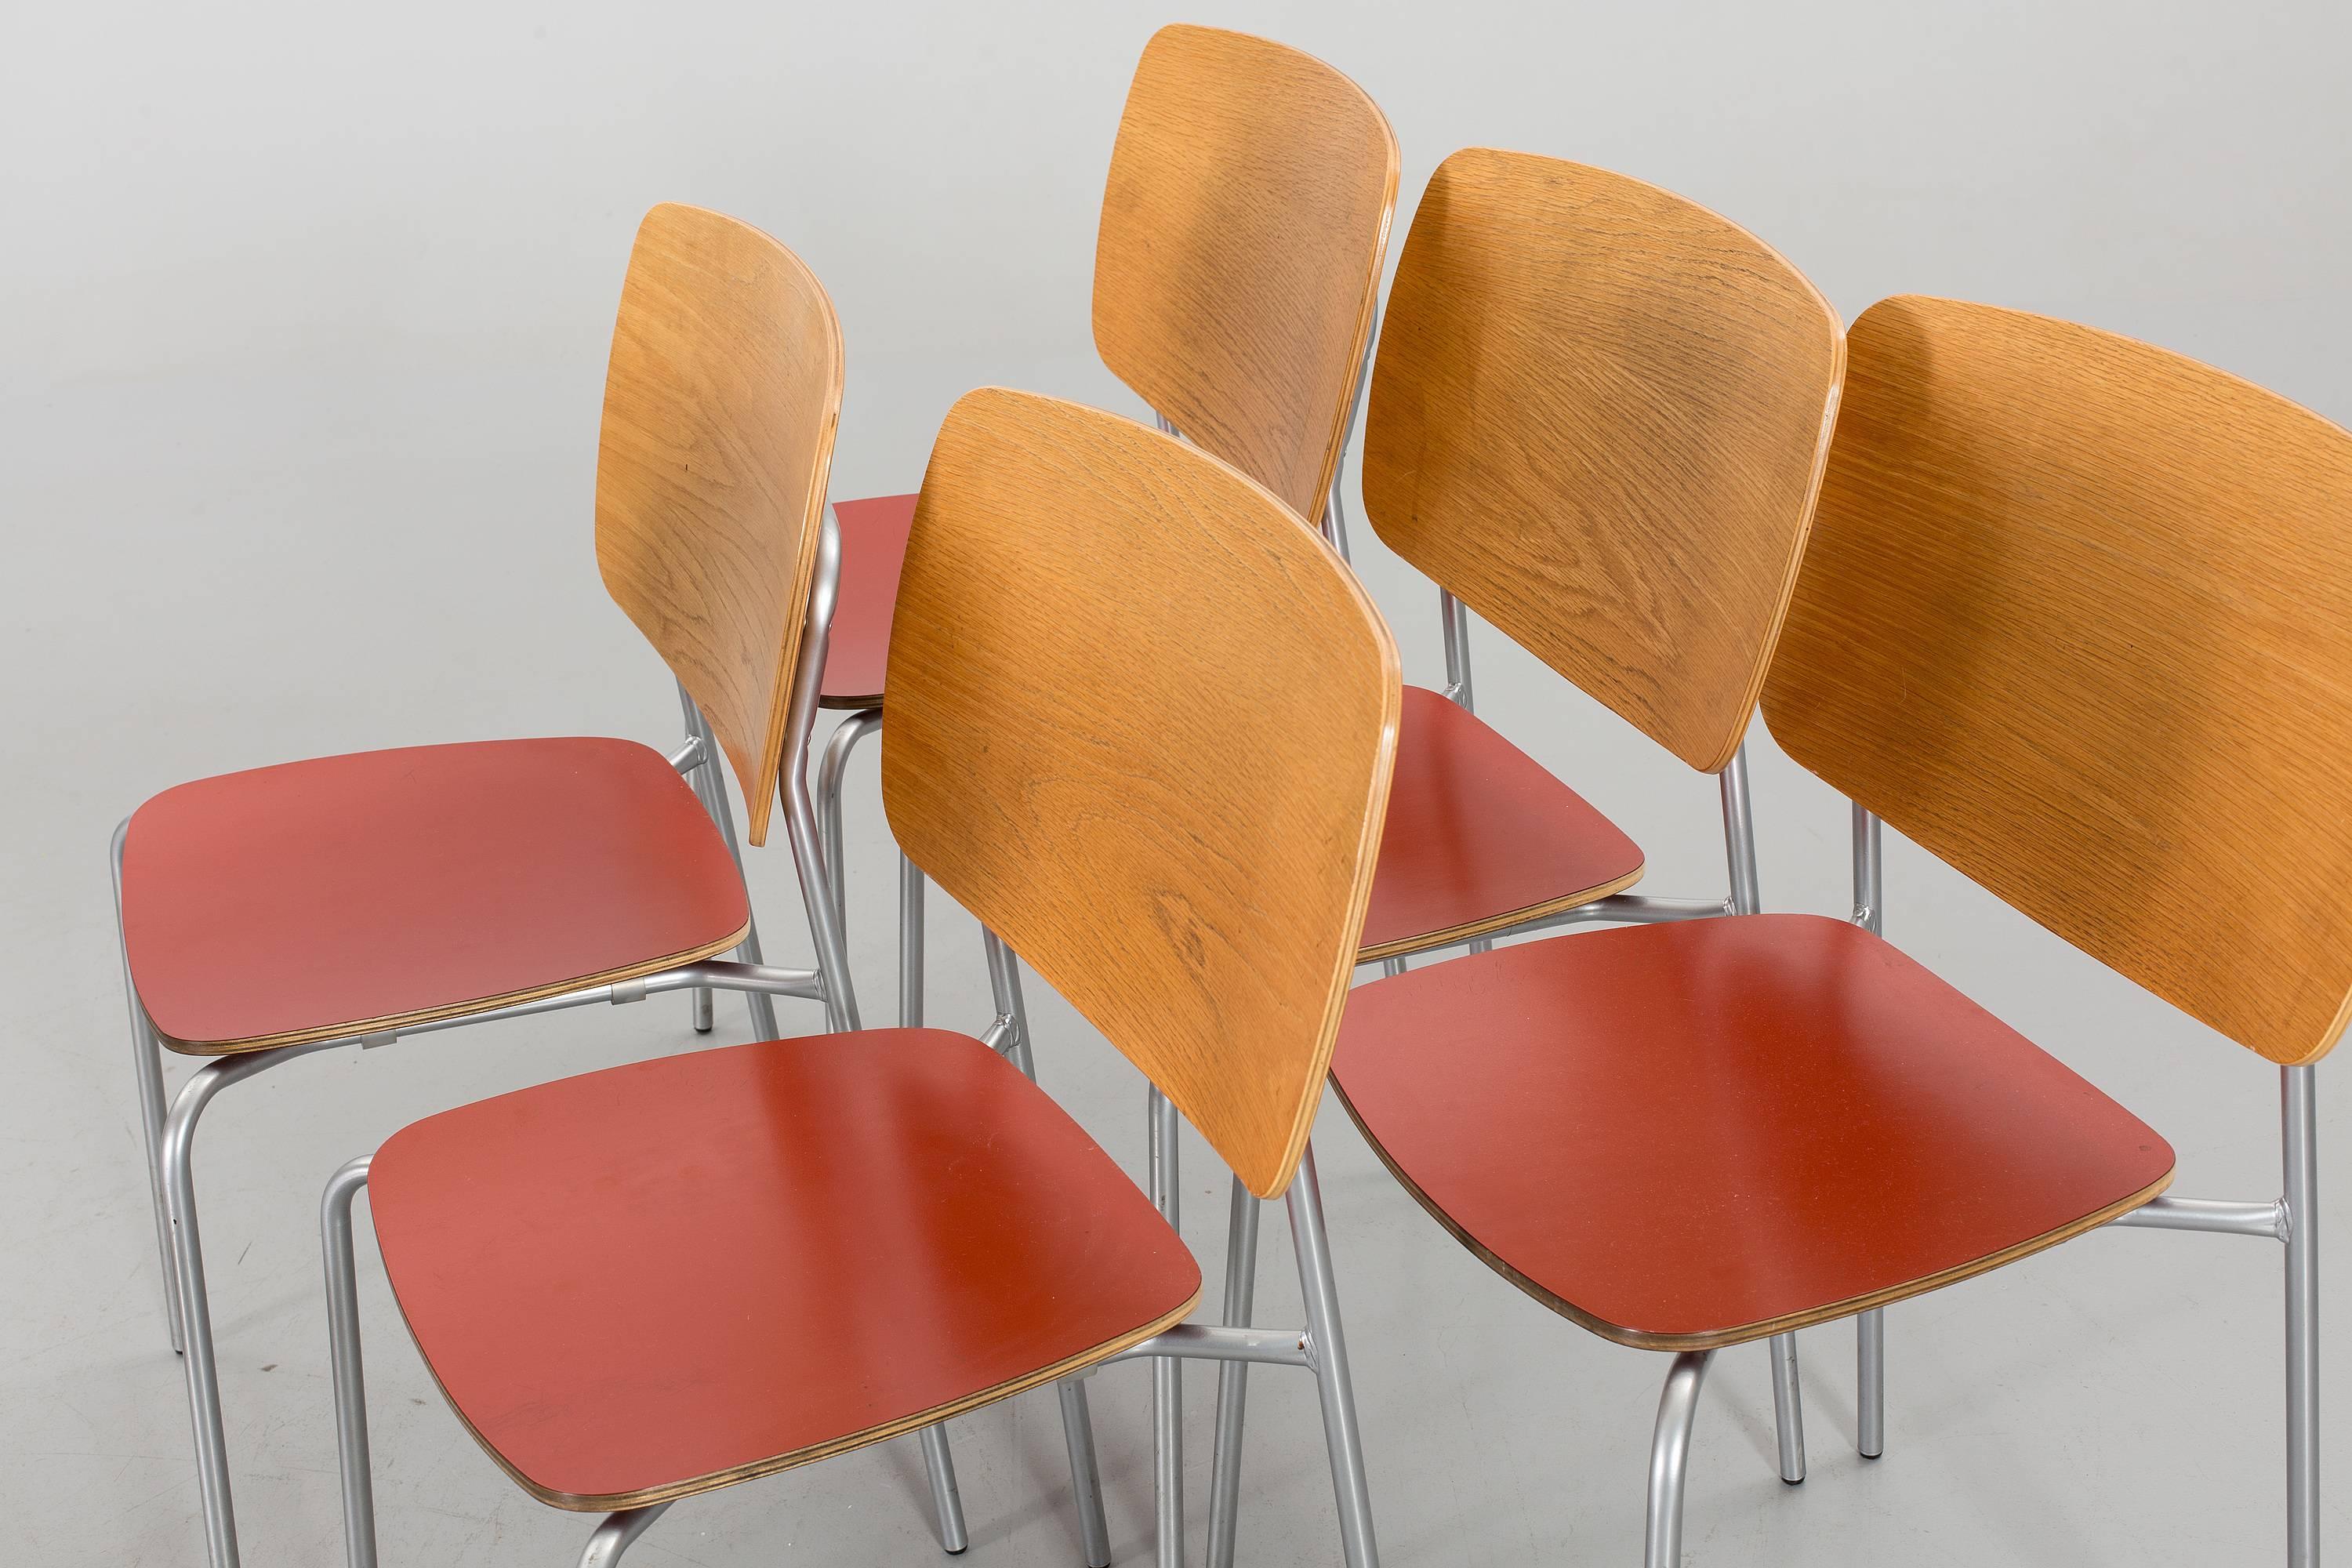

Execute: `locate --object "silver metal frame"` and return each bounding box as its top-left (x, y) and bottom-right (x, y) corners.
top-left (1112, 1138), bottom-right (1379, 1568)
top-left (1644, 1350), bottom-right (1711, 1568)
top-left (1629, 799), bottom-right (2323, 1566)
top-left (325, 1153), bottom-right (684, 1568)
top-left (125, 513), bottom-right (903, 1568)
top-left (791, 371), bottom-right (1388, 1568)
top-left (1316, 299), bottom-right (1377, 565)
top-left (676, 679), bottom-right (782, 1042)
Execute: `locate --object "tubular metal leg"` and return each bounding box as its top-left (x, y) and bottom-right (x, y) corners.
top-left (1150, 1087), bottom-right (1185, 1568)
top-left (983, 930), bottom-right (1037, 1080)
top-left (680, 687), bottom-right (779, 1040)
top-left (114, 818), bottom-right (186, 1352)
top-left (1857, 1310), bottom-right (1885, 1459)
top-left (2285, 1063), bottom-right (2318, 1568)
top-left (1058, 1378), bottom-right (1113, 1568)
top-left (578, 1503), bottom-right (673, 1567)
top-left (816, 708), bottom-right (882, 932)
top-left (782, 776), bottom-right (861, 1033)
top-left (164, 1040), bottom-right (339, 1568)
top-left (1768, 1333), bottom-right (1806, 1483)
top-left (900, 853), bottom-right (926, 1029)
top-left (987, 928), bottom-right (1109, 1563)
top-left (681, 737), bottom-right (719, 1034)
top-left (1321, 492), bottom-right (1353, 565)
top-left (918, 1423), bottom-right (969, 1555)
top-left (321, 1158), bottom-right (378, 1568)
top-left (1645, 1351), bottom-right (1712, 1568)
top-left (1207, 1174), bottom-right (1264, 1568)
top-left (1290, 1145), bottom-right (1378, 1568)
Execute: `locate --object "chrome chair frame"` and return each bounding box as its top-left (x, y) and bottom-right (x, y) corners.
top-left (812, 380), bottom-right (1382, 1568)
top-left (317, 915), bottom-right (1118, 1568)
top-left (118, 514), bottom-right (993, 1568)
top-left (1202, 702), bottom-right (1813, 1568)
top-left (1637, 801), bottom-right (2321, 1567)
top-left (1121, 1102), bottom-right (1377, 1568)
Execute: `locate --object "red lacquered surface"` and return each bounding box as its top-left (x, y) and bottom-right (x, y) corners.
top-left (1359, 686), bottom-right (1645, 959)
top-left (121, 738), bottom-right (749, 1053)
top-left (369, 1029), bottom-right (1203, 1509)
top-left (1332, 914), bottom-right (2175, 1348)
top-left (820, 492), bottom-right (917, 707)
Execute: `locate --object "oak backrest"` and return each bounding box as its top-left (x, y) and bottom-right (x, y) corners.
top-left (595, 203), bottom-right (844, 845)
top-left (1363, 148), bottom-right (1845, 772)
top-left (1763, 296), bottom-right (2352, 1066)
top-left (883, 389), bottom-right (1401, 1196)
top-left (1093, 24), bottom-right (1399, 521)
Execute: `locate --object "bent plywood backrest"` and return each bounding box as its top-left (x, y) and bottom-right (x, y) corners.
top-left (884, 389), bottom-right (1401, 1196)
top-left (1363, 148), bottom-right (1845, 773)
top-left (1764, 296), bottom-right (2352, 1067)
top-left (1094, 23), bottom-right (1399, 521)
top-left (595, 202), bottom-right (845, 845)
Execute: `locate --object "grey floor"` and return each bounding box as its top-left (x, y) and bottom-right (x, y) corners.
top-left (8, 4), bottom-right (2352, 1560)
top-left (3, 354), bottom-right (2345, 1566)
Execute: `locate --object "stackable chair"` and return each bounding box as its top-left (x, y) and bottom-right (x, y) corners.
top-left (817, 31), bottom-right (1397, 1563)
top-left (811, 21), bottom-right (1398, 1035)
top-left (316, 387), bottom-right (1402, 1568)
top-left (1203, 146), bottom-right (1848, 1568)
top-left (113, 204), bottom-right (985, 1568)
top-left (1338, 292), bottom-right (2343, 1566)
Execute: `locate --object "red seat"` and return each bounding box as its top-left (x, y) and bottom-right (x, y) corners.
top-left (368, 1028), bottom-right (1203, 1509)
top-left (120, 737), bottom-right (750, 1053)
top-left (1330, 913), bottom-right (2175, 1347)
top-left (1359, 686), bottom-right (1645, 959)
top-left (821, 492), bottom-right (918, 708)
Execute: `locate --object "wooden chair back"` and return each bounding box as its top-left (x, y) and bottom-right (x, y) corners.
top-left (1094, 24), bottom-right (1399, 521)
top-left (1764, 296), bottom-right (2352, 1066)
top-left (596, 202), bottom-right (845, 845)
top-left (1363, 148), bottom-right (1845, 771)
top-left (884, 389), bottom-right (1401, 1196)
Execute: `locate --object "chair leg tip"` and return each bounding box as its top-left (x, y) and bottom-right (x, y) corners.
top-left (1780, 1474), bottom-right (1804, 1486)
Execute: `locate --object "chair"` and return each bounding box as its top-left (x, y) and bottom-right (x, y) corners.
top-left (115, 205), bottom-right (928, 1568)
top-left (1201, 143), bottom-right (1848, 1566)
top-left (318, 387), bottom-right (1403, 1568)
top-left (813, 32), bottom-right (1396, 1562)
top-left (811, 20), bottom-right (1398, 1035)
top-left (1337, 293), bottom-right (2344, 1564)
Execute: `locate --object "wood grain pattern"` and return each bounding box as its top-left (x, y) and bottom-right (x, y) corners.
top-left (883, 389), bottom-right (1400, 1198)
top-left (595, 202), bottom-right (844, 845)
top-left (1094, 23), bottom-right (1399, 521)
top-left (1363, 148), bottom-right (1844, 772)
top-left (1763, 296), bottom-right (2352, 1067)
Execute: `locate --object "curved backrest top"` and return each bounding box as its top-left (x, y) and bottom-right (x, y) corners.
top-left (596, 203), bottom-right (844, 845)
top-left (1364, 147), bottom-right (1845, 773)
top-left (1094, 23), bottom-right (1399, 521)
top-left (1764, 296), bottom-right (2352, 1066)
top-left (884, 389), bottom-right (1401, 1196)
